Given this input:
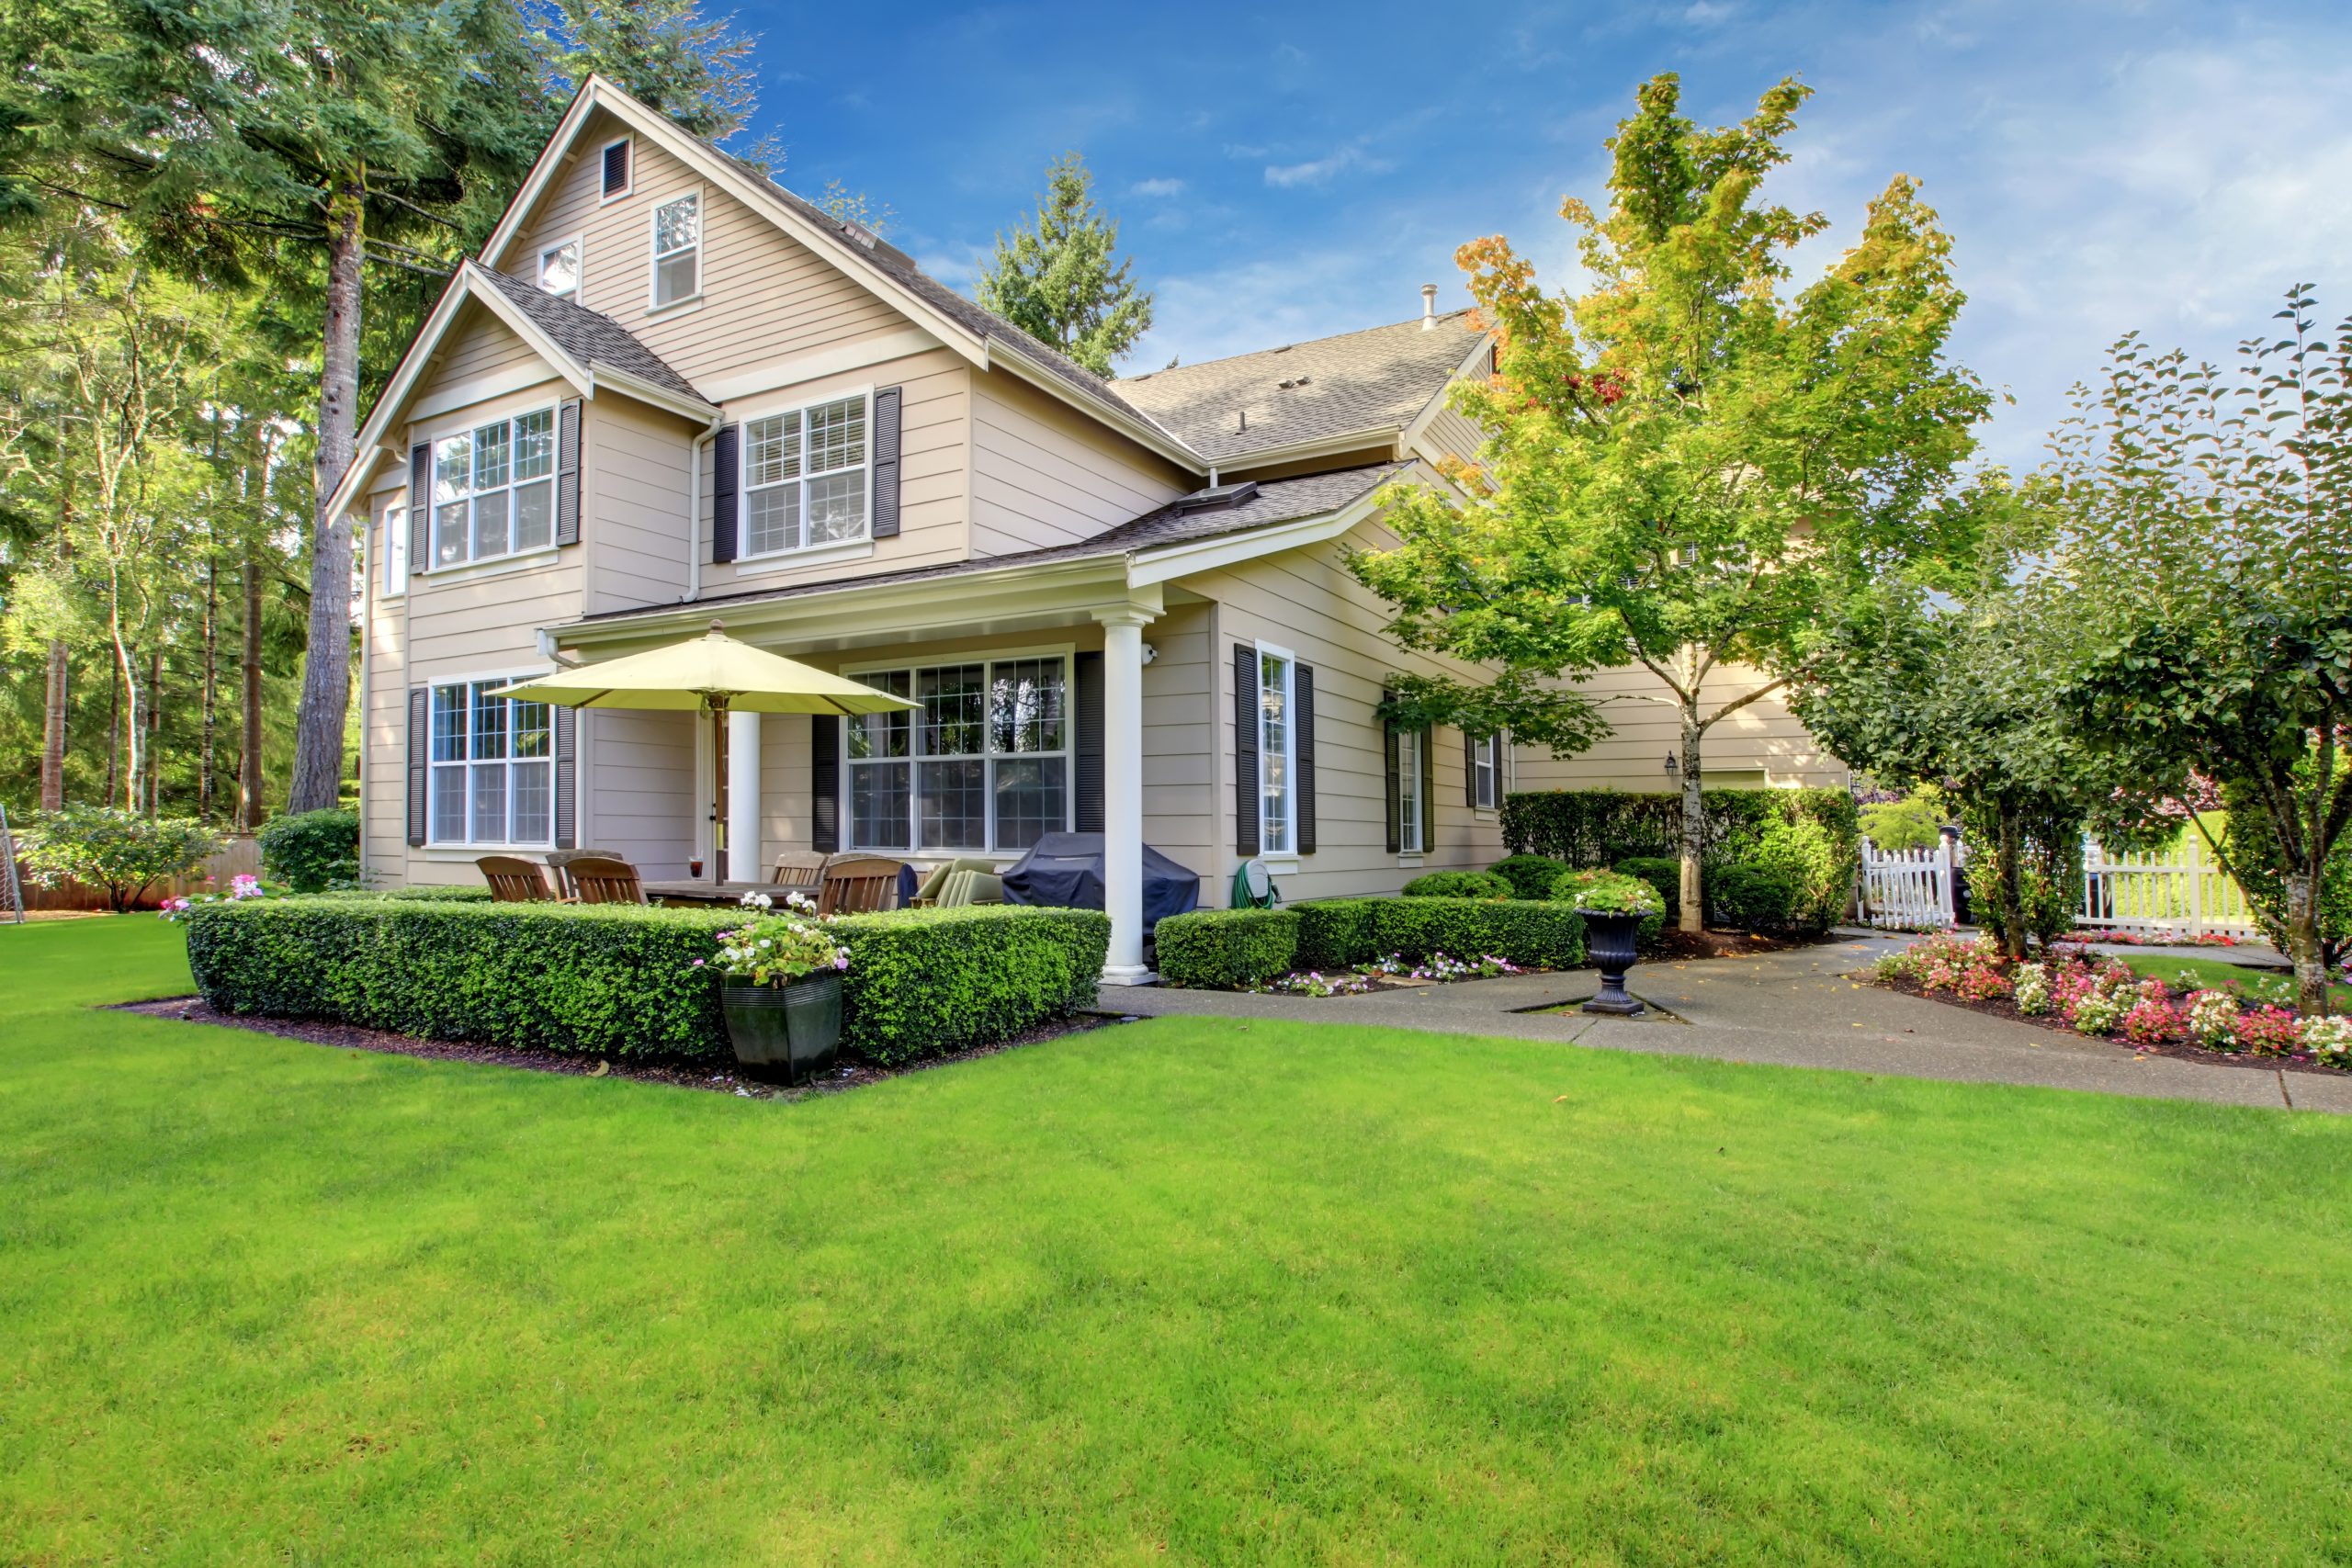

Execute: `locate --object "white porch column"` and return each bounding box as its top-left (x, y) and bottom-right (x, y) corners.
top-left (1095, 607), bottom-right (1156, 984)
top-left (727, 709), bottom-right (762, 883)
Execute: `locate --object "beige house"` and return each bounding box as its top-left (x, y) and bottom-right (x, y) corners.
top-left (334, 75), bottom-right (1843, 979)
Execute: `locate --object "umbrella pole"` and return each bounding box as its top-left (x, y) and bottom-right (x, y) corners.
top-left (711, 695), bottom-right (730, 884)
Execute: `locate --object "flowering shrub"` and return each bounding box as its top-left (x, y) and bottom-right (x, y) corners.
top-left (2185, 990), bottom-right (2241, 1049)
top-left (2300, 1014), bottom-right (2352, 1060)
top-left (1257, 970), bottom-right (1373, 997)
top-left (2069, 987), bottom-right (2125, 1035)
top-left (1875, 931), bottom-right (2010, 998)
top-left (2013, 963), bottom-right (2052, 1015)
top-left (1553, 868), bottom-right (1665, 917)
top-left (2120, 997), bottom-right (2182, 1044)
top-left (703, 892), bottom-right (849, 987)
top-left (159, 874), bottom-right (270, 922)
top-left (2232, 1006), bottom-right (2303, 1055)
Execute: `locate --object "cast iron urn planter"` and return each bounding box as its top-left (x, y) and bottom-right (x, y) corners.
top-left (721, 974), bottom-right (842, 1082)
top-left (1579, 910), bottom-right (1647, 1017)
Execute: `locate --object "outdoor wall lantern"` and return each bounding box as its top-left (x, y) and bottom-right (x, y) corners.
top-left (1664, 751), bottom-right (1680, 778)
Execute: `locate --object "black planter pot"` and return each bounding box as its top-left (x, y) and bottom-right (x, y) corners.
top-left (721, 974), bottom-right (842, 1082)
top-left (1579, 910), bottom-right (1647, 1017)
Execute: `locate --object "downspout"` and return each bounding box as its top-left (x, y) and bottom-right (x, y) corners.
top-left (355, 500), bottom-right (370, 884)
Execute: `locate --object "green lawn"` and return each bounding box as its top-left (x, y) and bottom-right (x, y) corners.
top-left (2120, 951), bottom-right (2352, 1011)
top-left (6, 917), bottom-right (2350, 1565)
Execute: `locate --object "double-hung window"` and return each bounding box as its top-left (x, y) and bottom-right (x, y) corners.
top-left (430, 408), bottom-right (556, 569)
top-left (743, 395), bottom-right (868, 555)
top-left (1471, 732), bottom-right (1499, 810)
top-left (429, 681), bottom-right (553, 846)
top-left (651, 192), bottom-right (699, 308)
top-left (380, 496), bottom-right (407, 597)
top-left (538, 238), bottom-right (580, 299)
top-left (1257, 646), bottom-right (1295, 855)
top-left (845, 656), bottom-right (1069, 852)
top-left (1395, 726), bottom-right (1425, 854)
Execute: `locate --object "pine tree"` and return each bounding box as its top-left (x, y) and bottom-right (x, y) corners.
top-left (977, 153), bottom-right (1153, 377)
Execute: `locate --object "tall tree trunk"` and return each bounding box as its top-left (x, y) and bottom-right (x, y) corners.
top-left (2280, 869), bottom-right (2327, 1018)
top-left (241, 545), bottom-right (266, 832)
top-left (200, 557), bottom-right (219, 818)
top-left (103, 656), bottom-right (120, 808)
top-left (288, 173), bottom-right (365, 814)
top-left (1677, 704), bottom-right (1704, 933)
top-left (1993, 801), bottom-right (2028, 963)
top-left (144, 650), bottom-right (162, 817)
top-left (40, 640), bottom-right (68, 810)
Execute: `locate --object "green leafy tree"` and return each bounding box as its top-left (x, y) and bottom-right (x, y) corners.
top-left (2043, 291), bottom-right (2352, 1011)
top-left (21, 804), bottom-right (222, 910)
top-left (1349, 74), bottom-right (1993, 931)
top-left (977, 152), bottom-right (1153, 377)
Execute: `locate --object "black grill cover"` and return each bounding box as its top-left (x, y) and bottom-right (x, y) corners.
top-left (999, 832), bottom-right (1201, 929)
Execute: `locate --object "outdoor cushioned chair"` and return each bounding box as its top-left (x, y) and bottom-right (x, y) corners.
top-left (478, 855), bottom-right (560, 903)
top-left (564, 856), bottom-right (648, 906)
top-left (544, 848), bottom-right (627, 901)
top-left (817, 856), bottom-right (903, 916)
top-left (933, 868), bottom-right (1003, 908)
top-left (910, 857), bottom-right (1001, 907)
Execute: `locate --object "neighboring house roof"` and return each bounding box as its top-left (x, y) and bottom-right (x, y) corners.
top-left (572, 461), bottom-right (1412, 626)
top-left (470, 266), bottom-right (705, 404)
top-left (1114, 311), bottom-right (1488, 463)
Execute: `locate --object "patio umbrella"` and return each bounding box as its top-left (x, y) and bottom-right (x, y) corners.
top-left (485, 620), bottom-right (916, 881)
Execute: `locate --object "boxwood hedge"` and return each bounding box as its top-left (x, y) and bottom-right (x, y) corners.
top-left (1401, 869), bottom-right (1514, 900)
top-left (184, 898), bottom-right (1107, 1066)
top-left (1153, 908), bottom-right (1300, 988)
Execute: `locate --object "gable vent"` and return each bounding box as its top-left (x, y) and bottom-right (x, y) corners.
top-left (601, 140), bottom-right (631, 197)
top-left (1174, 481), bottom-right (1259, 515)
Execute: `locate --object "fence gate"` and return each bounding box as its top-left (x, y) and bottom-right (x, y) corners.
top-left (1860, 838), bottom-right (1957, 931)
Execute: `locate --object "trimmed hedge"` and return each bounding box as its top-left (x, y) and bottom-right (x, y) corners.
top-left (1706, 862), bottom-right (1801, 932)
top-left (257, 808), bottom-right (359, 892)
top-left (1401, 869), bottom-right (1514, 900)
top-left (1154, 908), bottom-right (1300, 988)
top-left (1490, 853), bottom-right (1570, 900)
top-left (184, 898), bottom-right (1107, 1066)
top-left (1502, 787), bottom-right (1860, 872)
top-left (1295, 899), bottom-right (1375, 971)
top-left (1282, 897), bottom-right (1586, 975)
top-left (363, 884), bottom-right (494, 902)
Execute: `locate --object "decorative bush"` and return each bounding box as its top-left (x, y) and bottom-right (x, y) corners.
top-left (1707, 862), bottom-right (1802, 932)
top-left (1363, 897), bottom-right (1584, 969)
top-left (1489, 853), bottom-right (1570, 900)
top-left (257, 807), bottom-right (359, 892)
top-left (18, 805), bottom-right (223, 911)
top-left (1295, 899), bottom-right (1376, 971)
top-left (1611, 856), bottom-right (1681, 923)
top-left (1501, 786), bottom-right (1860, 876)
top-left (2186, 989), bottom-right (2240, 1048)
top-left (368, 884), bottom-right (495, 902)
top-left (184, 899), bottom-right (1105, 1065)
top-left (1554, 868), bottom-right (1664, 946)
top-left (1400, 870), bottom-right (1514, 900)
top-left (1154, 908), bottom-right (1300, 988)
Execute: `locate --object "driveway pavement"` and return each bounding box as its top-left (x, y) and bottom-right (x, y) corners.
top-left (1100, 936), bottom-right (2352, 1113)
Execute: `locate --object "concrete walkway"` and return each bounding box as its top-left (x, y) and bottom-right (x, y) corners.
top-left (1099, 936), bottom-right (2352, 1113)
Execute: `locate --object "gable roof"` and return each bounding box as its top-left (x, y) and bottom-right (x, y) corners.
top-left (470, 266), bottom-right (704, 405)
top-left (1114, 310), bottom-right (1487, 463)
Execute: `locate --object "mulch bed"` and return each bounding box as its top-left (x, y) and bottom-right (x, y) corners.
top-left (111, 997), bottom-right (1114, 1100)
top-left (1652, 928), bottom-right (1825, 961)
top-left (1872, 976), bottom-right (2348, 1078)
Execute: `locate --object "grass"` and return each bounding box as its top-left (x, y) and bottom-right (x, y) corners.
top-left (6, 917), bottom-right (2351, 1565)
top-left (2120, 952), bottom-right (2352, 1011)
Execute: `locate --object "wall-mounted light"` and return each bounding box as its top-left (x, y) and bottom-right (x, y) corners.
top-left (1664, 751), bottom-right (1680, 779)
top-left (1140, 642), bottom-right (1159, 666)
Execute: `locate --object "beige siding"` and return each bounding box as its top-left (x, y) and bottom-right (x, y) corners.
top-left (503, 109), bottom-right (912, 389)
top-left (584, 397), bottom-right (696, 614)
top-left (1510, 663), bottom-right (1850, 794)
top-left (361, 490), bottom-right (411, 873)
top-left (1178, 517), bottom-right (1510, 905)
top-left (581, 708), bottom-right (698, 878)
top-left (1410, 401), bottom-right (1488, 470)
top-left (1139, 601), bottom-right (1214, 882)
top-left (433, 306), bottom-right (541, 389)
top-left (968, 376), bottom-right (1189, 555)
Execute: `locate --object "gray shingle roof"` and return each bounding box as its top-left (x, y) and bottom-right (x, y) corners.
top-left (471, 265), bottom-right (708, 406)
top-left (1113, 311), bottom-right (1487, 462)
top-left (575, 463), bottom-right (1408, 625)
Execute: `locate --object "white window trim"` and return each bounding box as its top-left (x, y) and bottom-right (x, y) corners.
top-left (736, 386), bottom-right (875, 562)
top-left (838, 643), bottom-right (1078, 855)
top-left (647, 186), bottom-right (704, 313)
top-left (1396, 725), bottom-right (1425, 856)
top-left (537, 232), bottom-right (584, 299)
top-left (424, 669), bottom-right (560, 851)
top-left (380, 495), bottom-right (408, 599)
top-left (419, 402), bottom-right (560, 576)
top-left (597, 137), bottom-right (633, 204)
top-left (1254, 638), bottom-right (1297, 858)
top-left (1471, 731), bottom-right (1499, 813)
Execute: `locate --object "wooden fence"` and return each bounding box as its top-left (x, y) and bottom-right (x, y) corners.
top-left (2077, 837), bottom-right (2263, 940)
top-left (11, 835), bottom-right (263, 913)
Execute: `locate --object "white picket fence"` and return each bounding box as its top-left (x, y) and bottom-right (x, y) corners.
top-left (1860, 839), bottom-right (1960, 931)
top-left (2078, 837), bottom-right (2263, 940)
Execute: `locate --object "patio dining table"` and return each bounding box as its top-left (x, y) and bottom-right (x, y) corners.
top-left (641, 880), bottom-right (807, 908)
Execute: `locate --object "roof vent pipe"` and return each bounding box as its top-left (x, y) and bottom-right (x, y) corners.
top-left (1420, 283), bottom-right (1437, 329)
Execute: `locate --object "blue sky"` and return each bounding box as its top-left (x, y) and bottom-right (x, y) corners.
top-left (727, 0), bottom-right (2352, 468)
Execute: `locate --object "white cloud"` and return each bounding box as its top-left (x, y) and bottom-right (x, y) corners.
top-left (1129, 177), bottom-right (1186, 197)
top-left (1265, 144), bottom-right (1389, 188)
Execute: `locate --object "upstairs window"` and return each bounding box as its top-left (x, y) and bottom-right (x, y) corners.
top-left (742, 394), bottom-right (867, 555)
top-left (430, 408), bottom-right (557, 569)
top-left (537, 239), bottom-right (580, 299)
top-left (600, 138), bottom-right (631, 199)
top-left (430, 681), bottom-right (553, 846)
top-left (651, 192), bottom-right (699, 308)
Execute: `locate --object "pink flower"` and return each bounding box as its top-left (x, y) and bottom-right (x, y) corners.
top-left (691, 958), bottom-right (705, 967)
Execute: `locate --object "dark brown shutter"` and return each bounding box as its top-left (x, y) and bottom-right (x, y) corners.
top-left (1295, 664), bottom-right (1317, 854)
top-left (1466, 729), bottom-right (1478, 808)
top-left (406, 686), bottom-right (429, 847)
top-left (810, 714), bottom-right (840, 852)
top-left (1233, 643), bottom-right (1260, 856)
top-left (711, 423), bottom-right (739, 563)
top-left (408, 443), bottom-right (430, 573)
top-left (553, 705), bottom-right (578, 850)
top-left (1074, 650), bottom-right (1103, 833)
top-left (556, 399), bottom-right (582, 547)
top-left (602, 139), bottom-right (630, 197)
top-left (1419, 727), bottom-right (1437, 853)
top-left (1383, 690), bottom-right (1400, 854)
top-left (871, 387), bottom-right (901, 539)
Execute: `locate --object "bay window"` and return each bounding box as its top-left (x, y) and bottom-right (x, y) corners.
top-left (743, 394), bottom-right (868, 556)
top-left (1257, 646), bottom-right (1295, 855)
top-left (846, 656), bottom-right (1069, 852)
top-left (430, 408), bottom-right (556, 568)
top-left (429, 681), bottom-right (553, 846)
top-left (651, 192), bottom-right (699, 308)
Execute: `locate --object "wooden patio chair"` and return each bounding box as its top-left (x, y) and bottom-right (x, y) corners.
top-left (768, 852), bottom-right (827, 893)
top-left (565, 856), bottom-right (648, 906)
top-left (544, 848), bottom-right (626, 901)
top-left (817, 856), bottom-right (903, 917)
top-left (478, 855), bottom-right (561, 902)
